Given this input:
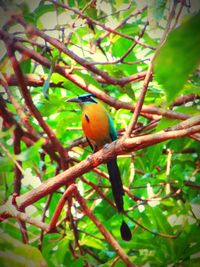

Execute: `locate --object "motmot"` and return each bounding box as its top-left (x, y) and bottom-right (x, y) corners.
top-left (67, 93), bottom-right (132, 241)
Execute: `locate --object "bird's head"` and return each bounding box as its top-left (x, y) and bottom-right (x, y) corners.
top-left (66, 93), bottom-right (98, 106)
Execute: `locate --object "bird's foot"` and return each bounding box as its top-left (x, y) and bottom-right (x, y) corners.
top-left (87, 155), bottom-right (93, 161)
top-left (103, 143), bottom-right (110, 149)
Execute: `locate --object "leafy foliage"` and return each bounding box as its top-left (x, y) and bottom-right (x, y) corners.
top-left (0, 0), bottom-right (200, 267)
top-left (0, 233), bottom-right (47, 267)
top-left (154, 11), bottom-right (200, 103)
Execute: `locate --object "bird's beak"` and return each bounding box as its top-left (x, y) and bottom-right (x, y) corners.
top-left (66, 97), bottom-right (81, 103)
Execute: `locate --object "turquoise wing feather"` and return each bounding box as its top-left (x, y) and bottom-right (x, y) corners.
top-left (108, 116), bottom-right (118, 141)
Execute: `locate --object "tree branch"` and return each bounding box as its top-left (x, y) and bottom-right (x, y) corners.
top-left (74, 185), bottom-right (136, 267)
top-left (0, 29), bottom-right (192, 121)
top-left (125, 1), bottom-right (180, 137)
top-left (96, 6), bottom-right (147, 45)
top-left (5, 41), bottom-right (69, 170)
top-left (2, 73), bottom-right (65, 88)
top-left (49, 184), bottom-right (77, 231)
top-left (0, 200), bottom-right (49, 232)
top-left (15, 122), bottom-right (200, 210)
top-left (0, 95), bottom-right (61, 164)
top-left (125, 61), bottom-right (153, 136)
top-left (47, 0), bottom-right (154, 50)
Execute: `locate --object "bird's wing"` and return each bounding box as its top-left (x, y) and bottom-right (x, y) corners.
top-left (108, 116), bottom-right (118, 141)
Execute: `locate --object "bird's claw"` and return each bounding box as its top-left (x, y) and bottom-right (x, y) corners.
top-left (103, 143), bottom-right (110, 149)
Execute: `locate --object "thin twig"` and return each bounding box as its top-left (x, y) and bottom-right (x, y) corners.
top-left (74, 185), bottom-right (136, 267)
top-left (0, 141), bottom-right (24, 174)
top-left (49, 184), bottom-right (77, 231)
top-left (0, 95), bottom-right (61, 164)
top-left (13, 127), bottom-right (23, 195)
top-left (96, 5), bottom-right (147, 45)
top-left (0, 29), bottom-right (192, 121)
top-left (5, 41), bottom-right (69, 170)
top-left (47, 0), bottom-right (154, 50)
top-left (125, 61), bottom-right (153, 137)
top-left (12, 15), bottom-right (149, 86)
top-left (125, 1), bottom-right (179, 137)
top-left (38, 194), bottom-right (52, 251)
top-left (0, 201), bottom-right (49, 231)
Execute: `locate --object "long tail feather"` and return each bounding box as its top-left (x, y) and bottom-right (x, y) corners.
top-left (120, 220), bottom-right (132, 241)
top-left (107, 158), bottom-right (124, 213)
top-left (107, 158), bottom-right (132, 241)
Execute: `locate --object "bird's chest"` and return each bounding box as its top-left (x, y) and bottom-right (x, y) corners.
top-left (81, 103), bottom-right (111, 148)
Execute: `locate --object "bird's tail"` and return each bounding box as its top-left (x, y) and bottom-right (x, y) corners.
top-left (107, 158), bottom-right (124, 213)
top-left (107, 159), bottom-right (132, 241)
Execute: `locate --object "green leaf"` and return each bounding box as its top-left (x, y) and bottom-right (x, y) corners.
top-left (148, 0), bottom-right (167, 29)
top-left (16, 139), bottom-right (43, 163)
top-left (42, 59), bottom-right (57, 99)
top-left (42, 236), bottom-right (72, 266)
top-left (80, 234), bottom-right (107, 250)
top-left (71, 257), bottom-right (84, 267)
top-left (20, 58), bottom-right (31, 74)
top-left (0, 157), bottom-right (13, 172)
top-left (112, 38), bottom-right (136, 60)
top-left (0, 233), bottom-right (47, 267)
top-left (157, 117), bottom-right (179, 132)
top-left (154, 12), bottom-right (200, 103)
top-left (151, 206), bottom-right (174, 235)
top-left (145, 143), bottom-right (164, 172)
top-left (24, 4), bottom-right (56, 25)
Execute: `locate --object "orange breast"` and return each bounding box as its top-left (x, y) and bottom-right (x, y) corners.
top-left (81, 102), bottom-right (111, 149)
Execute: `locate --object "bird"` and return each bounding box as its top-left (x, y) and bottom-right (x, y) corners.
top-left (67, 93), bottom-right (132, 241)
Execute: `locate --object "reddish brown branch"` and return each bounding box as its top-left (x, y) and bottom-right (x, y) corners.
top-left (49, 184), bottom-right (77, 231)
top-left (96, 6), bottom-right (147, 45)
top-left (125, 62), bottom-right (153, 137)
top-left (124, 125), bottom-right (200, 150)
top-left (172, 94), bottom-right (199, 107)
top-left (0, 202), bottom-right (49, 231)
top-left (38, 194), bottom-right (52, 251)
top-left (5, 42), bottom-right (69, 170)
top-left (47, 0), bottom-right (154, 50)
top-left (0, 95), bottom-right (36, 147)
top-left (67, 196), bottom-right (85, 258)
top-left (80, 176), bottom-right (114, 208)
top-left (184, 182), bottom-right (200, 190)
top-left (3, 83), bottom-right (40, 140)
top-left (125, 1), bottom-right (180, 137)
top-left (2, 73), bottom-right (65, 88)
top-left (15, 123), bottom-right (200, 210)
top-left (95, 71), bottom-right (147, 85)
top-left (11, 15), bottom-right (148, 87)
top-left (0, 29), bottom-right (191, 121)
top-left (13, 127), bottom-right (23, 194)
top-left (166, 115), bottom-right (200, 131)
top-left (11, 193), bottom-right (29, 244)
top-left (0, 95), bottom-right (60, 164)
top-left (118, 22), bottom-right (149, 64)
top-left (74, 185), bottom-right (136, 267)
